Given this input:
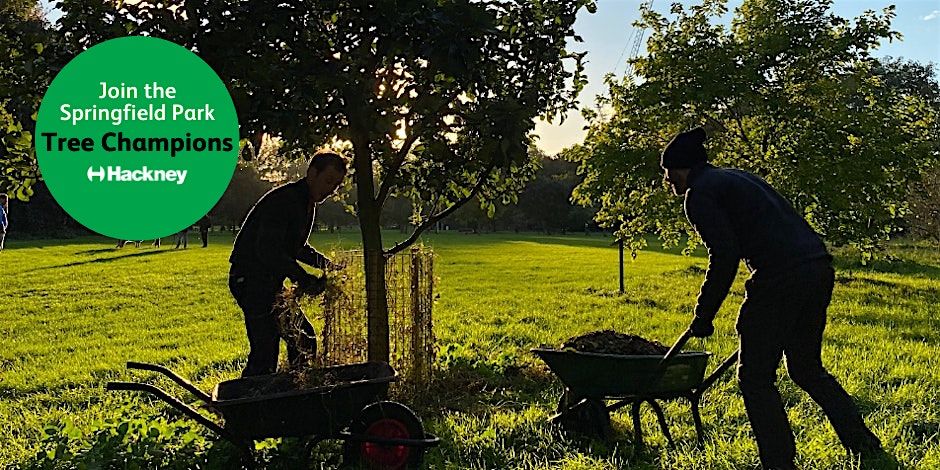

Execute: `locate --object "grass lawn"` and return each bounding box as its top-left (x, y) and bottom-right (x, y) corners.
top-left (0, 231), bottom-right (938, 468)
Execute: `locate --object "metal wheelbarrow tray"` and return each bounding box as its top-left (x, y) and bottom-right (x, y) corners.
top-left (107, 361), bottom-right (439, 468)
top-left (211, 362), bottom-right (393, 440)
top-left (532, 347), bottom-right (738, 450)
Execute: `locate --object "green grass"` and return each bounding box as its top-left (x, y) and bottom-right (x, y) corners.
top-left (1, 232), bottom-right (938, 468)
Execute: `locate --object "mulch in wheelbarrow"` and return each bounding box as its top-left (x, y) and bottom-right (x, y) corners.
top-left (561, 330), bottom-right (668, 355)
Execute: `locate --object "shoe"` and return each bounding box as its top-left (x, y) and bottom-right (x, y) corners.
top-left (845, 429), bottom-right (883, 456)
top-left (856, 448), bottom-right (899, 470)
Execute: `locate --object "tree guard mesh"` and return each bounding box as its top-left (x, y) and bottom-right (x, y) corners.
top-left (312, 246), bottom-right (436, 390)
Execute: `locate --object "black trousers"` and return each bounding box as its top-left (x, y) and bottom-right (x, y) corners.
top-left (229, 268), bottom-right (317, 377)
top-left (736, 260), bottom-right (880, 468)
top-left (200, 228), bottom-right (209, 247)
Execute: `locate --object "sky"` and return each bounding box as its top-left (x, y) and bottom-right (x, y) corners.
top-left (39, 0), bottom-right (940, 155)
top-left (533, 0), bottom-right (940, 155)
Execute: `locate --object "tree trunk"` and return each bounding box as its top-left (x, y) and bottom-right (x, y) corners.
top-left (362, 223), bottom-right (390, 363)
top-left (351, 131), bottom-right (391, 363)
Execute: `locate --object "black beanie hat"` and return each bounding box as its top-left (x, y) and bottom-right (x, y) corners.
top-left (661, 127), bottom-right (708, 169)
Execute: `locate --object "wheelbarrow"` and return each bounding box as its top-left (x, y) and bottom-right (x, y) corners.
top-left (532, 331), bottom-right (738, 451)
top-left (106, 360), bottom-right (439, 469)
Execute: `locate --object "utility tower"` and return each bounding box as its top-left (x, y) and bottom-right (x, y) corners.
top-left (621, 0), bottom-right (655, 77)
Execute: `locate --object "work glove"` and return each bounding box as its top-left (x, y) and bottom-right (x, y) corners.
top-left (689, 315), bottom-right (714, 338)
top-left (297, 273), bottom-right (327, 297)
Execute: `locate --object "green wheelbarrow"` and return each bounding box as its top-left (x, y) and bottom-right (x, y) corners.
top-left (532, 334), bottom-right (738, 450)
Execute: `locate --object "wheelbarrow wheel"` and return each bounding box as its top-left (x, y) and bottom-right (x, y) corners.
top-left (554, 390), bottom-right (610, 439)
top-left (342, 401), bottom-right (425, 470)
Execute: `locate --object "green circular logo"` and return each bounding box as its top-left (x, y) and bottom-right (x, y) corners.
top-left (36, 36), bottom-right (238, 240)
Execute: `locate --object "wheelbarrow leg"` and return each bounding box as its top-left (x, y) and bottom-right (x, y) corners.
top-left (687, 350), bottom-right (737, 448)
top-left (631, 402), bottom-right (644, 453)
top-left (646, 400), bottom-right (674, 447)
top-left (553, 391), bottom-right (611, 439)
top-left (690, 395), bottom-right (704, 446)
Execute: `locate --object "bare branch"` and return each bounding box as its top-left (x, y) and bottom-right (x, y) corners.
top-left (376, 129), bottom-right (420, 205)
top-left (376, 92), bottom-right (459, 205)
top-left (384, 160), bottom-right (497, 255)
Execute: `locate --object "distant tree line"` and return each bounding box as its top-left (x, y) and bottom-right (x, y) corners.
top-left (443, 157), bottom-right (597, 234)
top-left (8, 146), bottom-right (936, 241)
top-left (7, 152), bottom-right (597, 237)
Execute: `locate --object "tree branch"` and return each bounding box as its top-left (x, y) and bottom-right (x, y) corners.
top-left (375, 92), bottom-right (459, 205)
top-left (384, 160), bottom-right (497, 255)
top-left (376, 129), bottom-right (420, 205)
top-left (728, 99), bottom-right (759, 158)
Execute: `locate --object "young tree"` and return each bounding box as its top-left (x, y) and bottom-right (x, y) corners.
top-left (59, 0), bottom-right (595, 361)
top-left (571, 0), bottom-right (939, 258)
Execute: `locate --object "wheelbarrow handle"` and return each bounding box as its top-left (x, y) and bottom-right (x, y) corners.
top-left (125, 361), bottom-right (212, 405)
top-left (694, 349), bottom-right (739, 396)
top-left (660, 329), bottom-right (692, 365)
top-left (106, 381), bottom-right (243, 447)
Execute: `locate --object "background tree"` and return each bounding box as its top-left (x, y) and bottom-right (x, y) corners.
top-left (59, 0), bottom-right (596, 361)
top-left (4, 181), bottom-right (90, 237)
top-left (317, 199), bottom-right (358, 233)
top-left (210, 162), bottom-right (273, 229)
top-left (570, 0), bottom-right (939, 258)
top-left (449, 198), bottom-right (490, 233)
top-left (380, 196), bottom-right (413, 234)
top-left (872, 58), bottom-right (940, 246)
top-left (0, 0), bottom-right (61, 200)
top-left (908, 164), bottom-right (940, 244)
top-left (440, 151), bottom-right (596, 233)
top-left (516, 157), bottom-right (590, 234)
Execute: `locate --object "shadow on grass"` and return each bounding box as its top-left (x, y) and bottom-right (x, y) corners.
top-left (834, 303), bottom-right (940, 340)
top-left (74, 248), bottom-right (120, 255)
top-left (408, 359), bottom-right (558, 415)
top-left (833, 256), bottom-right (940, 278)
top-left (857, 449), bottom-right (904, 470)
top-left (505, 235), bottom-right (624, 250)
top-left (409, 356), bottom-right (671, 468)
top-left (415, 361), bottom-right (659, 468)
top-left (22, 249), bottom-right (176, 272)
top-left (514, 235), bottom-right (707, 257)
top-left (835, 272), bottom-right (940, 295)
top-left (581, 287), bottom-right (670, 311)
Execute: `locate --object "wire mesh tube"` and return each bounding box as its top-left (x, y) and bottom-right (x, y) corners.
top-left (310, 246), bottom-right (436, 391)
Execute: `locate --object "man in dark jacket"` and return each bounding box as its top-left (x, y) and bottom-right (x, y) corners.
top-left (661, 128), bottom-right (882, 469)
top-left (229, 150), bottom-right (346, 377)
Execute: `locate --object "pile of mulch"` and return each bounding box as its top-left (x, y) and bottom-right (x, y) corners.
top-left (238, 369), bottom-right (340, 399)
top-left (561, 330), bottom-right (668, 355)
top-left (287, 367), bottom-right (339, 390)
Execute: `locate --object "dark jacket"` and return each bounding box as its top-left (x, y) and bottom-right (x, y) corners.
top-left (197, 215), bottom-right (212, 230)
top-left (229, 180), bottom-right (327, 281)
top-left (684, 163), bottom-right (828, 320)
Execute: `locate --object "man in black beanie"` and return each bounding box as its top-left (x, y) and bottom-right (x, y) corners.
top-left (661, 127), bottom-right (882, 469)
